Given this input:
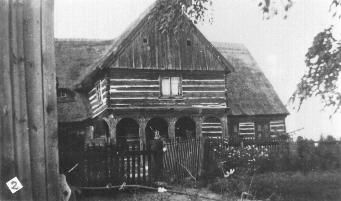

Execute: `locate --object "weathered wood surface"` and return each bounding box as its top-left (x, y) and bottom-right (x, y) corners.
top-left (110, 15), bottom-right (230, 72)
top-left (0, 0), bottom-right (60, 200)
top-left (89, 69), bottom-right (227, 117)
top-left (163, 138), bottom-right (202, 181)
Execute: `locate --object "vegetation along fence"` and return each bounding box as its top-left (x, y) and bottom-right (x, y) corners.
top-left (205, 137), bottom-right (290, 173)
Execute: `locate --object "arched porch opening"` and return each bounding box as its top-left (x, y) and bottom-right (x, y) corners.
top-left (145, 117), bottom-right (169, 143)
top-left (175, 116), bottom-right (196, 140)
top-left (116, 118), bottom-right (139, 147)
top-left (202, 116), bottom-right (223, 138)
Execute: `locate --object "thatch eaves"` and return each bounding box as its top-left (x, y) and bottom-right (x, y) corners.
top-left (213, 42), bottom-right (289, 116)
top-left (57, 91), bottom-right (92, 123)
top-left (55, 39), bottom-right (114, 122)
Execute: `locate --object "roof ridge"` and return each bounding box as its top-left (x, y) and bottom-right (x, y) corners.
top-left (55, 38), bottom-right (114, 42)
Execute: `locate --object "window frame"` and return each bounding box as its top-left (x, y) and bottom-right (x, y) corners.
top-left (159, 76), bottom-right (182, 98)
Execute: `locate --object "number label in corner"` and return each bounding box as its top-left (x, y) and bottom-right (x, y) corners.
top-left (6, 177), bottom-right (23, 194)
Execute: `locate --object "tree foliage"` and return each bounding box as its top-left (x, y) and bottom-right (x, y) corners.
top-left (153, 0), bottom-right (341, 114)
top-left (291, 27), bottom-right (341, 114)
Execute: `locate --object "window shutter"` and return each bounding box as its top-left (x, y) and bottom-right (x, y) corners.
top-left (161, 77), bottom-right (171, 96)
top-left (171, 77), bottom-right (180, 96)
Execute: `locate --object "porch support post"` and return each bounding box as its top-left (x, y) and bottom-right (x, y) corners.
top-left (194, 116), bottom-right (203, 138)
top-left (139, 117), bottom-right (147, 148)
top-left (168, 117), bottom-right (177, 139)
top-left (103, 116), bottom-right (119, 144)
top-left (221, 115), bottom-right (229, 138)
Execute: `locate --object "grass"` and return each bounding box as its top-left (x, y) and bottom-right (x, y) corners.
top-left (209, 170), bottom-right (341, 201)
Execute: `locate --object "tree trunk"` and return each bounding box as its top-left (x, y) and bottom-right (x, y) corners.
top-left (0, 0), bottom-right (60, 200)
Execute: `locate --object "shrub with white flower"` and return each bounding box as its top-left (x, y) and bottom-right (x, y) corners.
top-left (209, 140), bottom-right (270, 174)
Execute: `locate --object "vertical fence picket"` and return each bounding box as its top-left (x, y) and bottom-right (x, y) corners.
top-left (132, 145), bottom-right (136, 183)
top-left (143, 145), bottom-right (146, 183)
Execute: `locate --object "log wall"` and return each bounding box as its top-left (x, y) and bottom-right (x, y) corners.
top-left (88, 69), bottom-right (227, 117)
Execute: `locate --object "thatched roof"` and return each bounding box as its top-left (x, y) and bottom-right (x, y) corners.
top-left (55, 39), bottom-right (114, 88)
top-left (55, 39), bottom-right (114, 122)
top-left (213, 42), bottom-right (288, 116)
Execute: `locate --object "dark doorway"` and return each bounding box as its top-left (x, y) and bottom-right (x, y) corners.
top-left (93, 119), bottom-right (109, 139)
top-left (145, 117), bottom-right (169, 143)
top-left (116, 118), bottom-right (139, 147)
top-left (175, 116), bottom-right (196, 140)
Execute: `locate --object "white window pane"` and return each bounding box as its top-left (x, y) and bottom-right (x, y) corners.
top-left (171, 77), bottom-right (180, 95)
top-left (161, 77), bottom-right (170, 96)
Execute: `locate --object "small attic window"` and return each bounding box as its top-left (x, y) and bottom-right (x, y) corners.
top-left (186, 39), bottom-right (192, 47)
top-left (143, 37), bottom-right (148, 44)
top-left (58, 91), bottom-right (67, 98)
top-left (57, 88), bottom-right (75, 101)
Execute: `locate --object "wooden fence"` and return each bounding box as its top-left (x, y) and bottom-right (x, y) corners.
top-left (67, 143), bottom-right (153, 187)
top-left (162, 138), bottom-right (203, 182)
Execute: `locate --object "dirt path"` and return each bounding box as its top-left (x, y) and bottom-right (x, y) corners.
top-left (78, 188), bottom-right (235, 201)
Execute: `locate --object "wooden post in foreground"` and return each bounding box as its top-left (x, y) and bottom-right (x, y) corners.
top-left (0, 0), bottom-right (60, 200)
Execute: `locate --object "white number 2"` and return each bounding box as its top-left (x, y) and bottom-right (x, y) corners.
top-left (6, 177), bottom-right (23, 194)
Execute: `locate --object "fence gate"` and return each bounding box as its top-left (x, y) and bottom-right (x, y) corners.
top-left (162, 138), bottom-right (203, 181)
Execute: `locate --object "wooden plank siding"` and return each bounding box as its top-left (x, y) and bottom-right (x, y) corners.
top-left (202, 117), bottom-right (223, 138)
top-left (110, 19), bottom-right (227, 71)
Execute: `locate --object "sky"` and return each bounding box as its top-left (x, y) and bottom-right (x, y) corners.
top-left (54, 0), bottom-right (341, 140)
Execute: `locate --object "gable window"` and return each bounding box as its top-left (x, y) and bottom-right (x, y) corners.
top-left (186, 39), bottom-right (192, 47)
top-left (57, 88), bottom-right (75, 102)
top-left (160, 76), bottom-right (181, 97)
top-left (58, 90), bottom-right (67, 98)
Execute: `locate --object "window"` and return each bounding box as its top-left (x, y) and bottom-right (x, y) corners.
top-left (58, 90), bottom-right (67, 98)
top-left (160, 76), bottom-right (181, 97)
top-left (186, 39), bottom-right (192, 47)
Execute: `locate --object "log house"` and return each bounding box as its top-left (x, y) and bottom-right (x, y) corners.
top-left (56, 2), bottom-right (289, 151)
